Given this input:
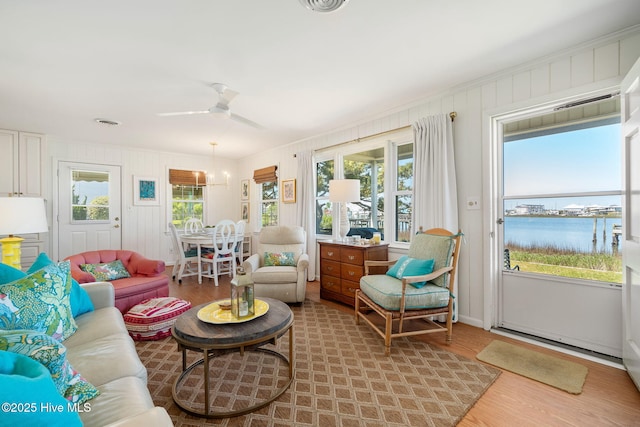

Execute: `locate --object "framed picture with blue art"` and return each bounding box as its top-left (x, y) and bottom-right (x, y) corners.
top-left (133, 176), bottom-right (159, 206)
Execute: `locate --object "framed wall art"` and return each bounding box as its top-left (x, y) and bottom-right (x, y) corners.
top-left (282, 178), bottom-right (296, 203)
top-left (241, 202), bottom-right (250, 221)
top-left (133, 176), bottom-right (159, 206)
top-left (241, 179), bottom-right (250, 200)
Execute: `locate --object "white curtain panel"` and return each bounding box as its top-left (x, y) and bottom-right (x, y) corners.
top-left (296, 150), bottom-right (317, 280)
top-left (412, 113), bottom-right (459, 232)
top-left (412, 113), bottom-right (460, 321)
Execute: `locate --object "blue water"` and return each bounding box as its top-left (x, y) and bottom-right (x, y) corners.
top-left (504, 216), bottom-right (622, 254)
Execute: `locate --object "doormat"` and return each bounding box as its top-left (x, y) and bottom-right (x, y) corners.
top-left (477, 340), bottom-right (588, 394)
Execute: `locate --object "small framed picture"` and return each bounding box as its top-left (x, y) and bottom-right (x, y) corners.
top-left (133, 176), bottom-right (159, 206)
top-left (241, 179), bottom-right (250, 200)
top-left (241, 202), bottom-right (250, 221)
top-left (282, 179), bottom-right (296, 203)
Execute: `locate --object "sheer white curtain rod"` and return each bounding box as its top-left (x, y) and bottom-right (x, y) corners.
top-left (294, 111), bottom-right (457, 157)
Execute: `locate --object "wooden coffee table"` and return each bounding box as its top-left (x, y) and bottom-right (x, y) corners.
top-left (171, 297), bottom-right (294, 418)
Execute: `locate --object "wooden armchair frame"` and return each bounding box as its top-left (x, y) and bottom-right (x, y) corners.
top-left (355, 228), bottom-right (462, 355)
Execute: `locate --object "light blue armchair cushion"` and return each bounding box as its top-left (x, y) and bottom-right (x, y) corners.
top-left (359, 274), bottom-right (450, 311)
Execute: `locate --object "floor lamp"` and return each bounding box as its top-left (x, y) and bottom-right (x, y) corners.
top-left (329, 179), bottom-right (360, 242)
top-left (0, 197), bottom-right (48, 270)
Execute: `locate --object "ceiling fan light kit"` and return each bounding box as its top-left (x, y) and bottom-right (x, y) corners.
top-left (299, 0), bottom-right (349, 13)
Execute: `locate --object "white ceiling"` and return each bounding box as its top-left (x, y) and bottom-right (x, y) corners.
top-left (1, 0), bottom-right (639, 158)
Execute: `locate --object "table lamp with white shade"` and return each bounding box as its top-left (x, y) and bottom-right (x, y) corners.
top-left (0, 197), bottom-right (48, 270)
top-left (329, 179), bottom-right (360, 242)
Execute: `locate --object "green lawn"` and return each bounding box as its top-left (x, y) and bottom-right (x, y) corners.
top-left (508, 247), bottom-right (622, 284)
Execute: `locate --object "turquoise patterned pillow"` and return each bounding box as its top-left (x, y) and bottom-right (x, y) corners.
top-left (264, 252), bottom-right (296, 266)
top-left (80, 259), bottom-right (131, 281)
top-left (0, 261), bottom-right (78, 341)
top-left (0, 329), bottom-right (100, 404)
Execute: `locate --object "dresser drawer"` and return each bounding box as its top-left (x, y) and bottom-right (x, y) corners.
top-left (341, 263), bottom-right (363, 282)
top-left (320, 245), bottom-right (341, 261)
top-left (341, 247), bottom-right (364, 265)
top-left (321, 259), bottom-right (341, 277)
top-left (342, 279), bottom-right (360, 300)
top-left (320, 274), bottom-right (341, 292)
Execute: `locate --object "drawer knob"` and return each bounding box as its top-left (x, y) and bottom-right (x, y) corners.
top-left (328, 266), bottom-right (333, 271)
top-left (328, 251), bottom-right (334, 256)
top-left (348, 255), bottom-right (355, 260)
top-left (348, 271), bottom-right (354, 276)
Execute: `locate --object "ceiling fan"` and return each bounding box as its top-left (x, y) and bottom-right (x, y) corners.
top-left (157, 83), bottom-right (264, 129)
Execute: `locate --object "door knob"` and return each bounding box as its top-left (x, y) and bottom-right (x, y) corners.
top-left (114, 224), bottom-right (120, 228)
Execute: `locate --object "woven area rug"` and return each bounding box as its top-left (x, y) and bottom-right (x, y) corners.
top-left (136, 300), bottom-right (500, 426)
top-left (477, 340), bottom-right (588, 394)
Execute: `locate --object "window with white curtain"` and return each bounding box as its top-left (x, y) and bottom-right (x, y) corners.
top-left (314, 128), bottom-right (413, 244)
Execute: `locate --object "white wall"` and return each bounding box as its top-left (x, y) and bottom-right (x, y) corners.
top-left (237, 26), bottom-right (640, 327)
top-left (45, 139), bottom-right (239, 263)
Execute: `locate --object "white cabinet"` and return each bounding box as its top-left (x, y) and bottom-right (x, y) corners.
top-left (0, 129), bottom-right (46, 269)
top-left (0, 129), bottom-right (44, 197)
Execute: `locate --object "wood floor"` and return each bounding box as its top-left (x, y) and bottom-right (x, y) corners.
top-left (167, 273), bottom-right (640, 427)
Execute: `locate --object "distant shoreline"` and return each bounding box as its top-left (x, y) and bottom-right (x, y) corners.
top-left (505, 214), bottom-right (621, 219)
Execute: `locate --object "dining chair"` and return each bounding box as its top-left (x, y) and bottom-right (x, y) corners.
top-left (201, 219), bottom-right (237, 286)
top-left (184, 217), bottom-right (204, 234)
top-left (234, 220), bottom-right (247, 267)
top-left (355, 227), bottom-right (462, 355)
top-left (168, 223), bottom-right (199, 283)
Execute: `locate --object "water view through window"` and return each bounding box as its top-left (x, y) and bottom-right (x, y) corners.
top-left (503, 116), bottom-right (622, 284)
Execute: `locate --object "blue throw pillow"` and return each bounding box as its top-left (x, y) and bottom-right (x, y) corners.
top-left (386, 256), bottom-right (435, 288)
top-left (0, 262), bottom-right (27, 285)
top-left (28, 253), bottom-right (94, 317)
top-left (0, 351), bottom-right (82, 426)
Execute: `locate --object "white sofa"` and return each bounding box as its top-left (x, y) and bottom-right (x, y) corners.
top-left (64, 281), bottom-right (172, 426)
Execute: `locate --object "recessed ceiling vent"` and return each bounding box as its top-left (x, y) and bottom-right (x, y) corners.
top-left (94, 118), bottom-right (121, 126)
top-left (299, 0), bottom-right (349, 13)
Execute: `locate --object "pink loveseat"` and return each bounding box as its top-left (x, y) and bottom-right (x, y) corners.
top-left (64, 250), bottom-right (169, 314)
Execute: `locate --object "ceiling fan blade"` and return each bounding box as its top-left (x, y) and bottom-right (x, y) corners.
top-left (211, 83), bottom-right (238, 107)
top-left (230, 112), bottom-right (265, 130)
top-left (156, 110), bottom-right (210, 117)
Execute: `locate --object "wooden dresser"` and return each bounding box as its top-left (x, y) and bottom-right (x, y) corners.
top-left (319, 241), bottom-right (389, 307)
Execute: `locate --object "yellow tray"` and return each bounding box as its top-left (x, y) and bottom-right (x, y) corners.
top-left (197, 299), bottom-right (269, 324)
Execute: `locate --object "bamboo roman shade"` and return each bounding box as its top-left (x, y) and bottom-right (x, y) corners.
top-left (253, 165), bottom-right (278, 184)
top-left (169, 169), bottom-right (206, 186)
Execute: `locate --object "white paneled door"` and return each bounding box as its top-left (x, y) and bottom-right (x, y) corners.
top-left (621, 57), bottom-right (640, 391)
top-left (57, 162), bottom-right (122, 260)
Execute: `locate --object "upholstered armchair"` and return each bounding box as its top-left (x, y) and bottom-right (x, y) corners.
top-left (242, 225), bottom-right (309, 303)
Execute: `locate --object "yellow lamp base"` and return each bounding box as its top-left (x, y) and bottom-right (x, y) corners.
top-left (0, 236), bottom-right (24, 270)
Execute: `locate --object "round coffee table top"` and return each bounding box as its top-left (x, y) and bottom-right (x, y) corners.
top-left (172, 297), bottom-right (293, 349)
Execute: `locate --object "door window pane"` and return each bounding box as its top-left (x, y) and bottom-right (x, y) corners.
top-left (71, 170), bottom-right (110, 221)
top-left (503, 114), bottom-right (622, 283)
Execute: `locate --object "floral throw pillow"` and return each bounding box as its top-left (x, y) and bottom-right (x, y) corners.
top-left (0, 329), bottom-right (100, 404)
top-left (264, 252), bottom-right (296, 266)
top-left (0, 261), bottom-right (78, 341)
top-left (80, 259), bottom-right (131, 281)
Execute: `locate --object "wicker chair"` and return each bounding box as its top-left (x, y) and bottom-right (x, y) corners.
top-left (355, 227), bottom-right (462, 355)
